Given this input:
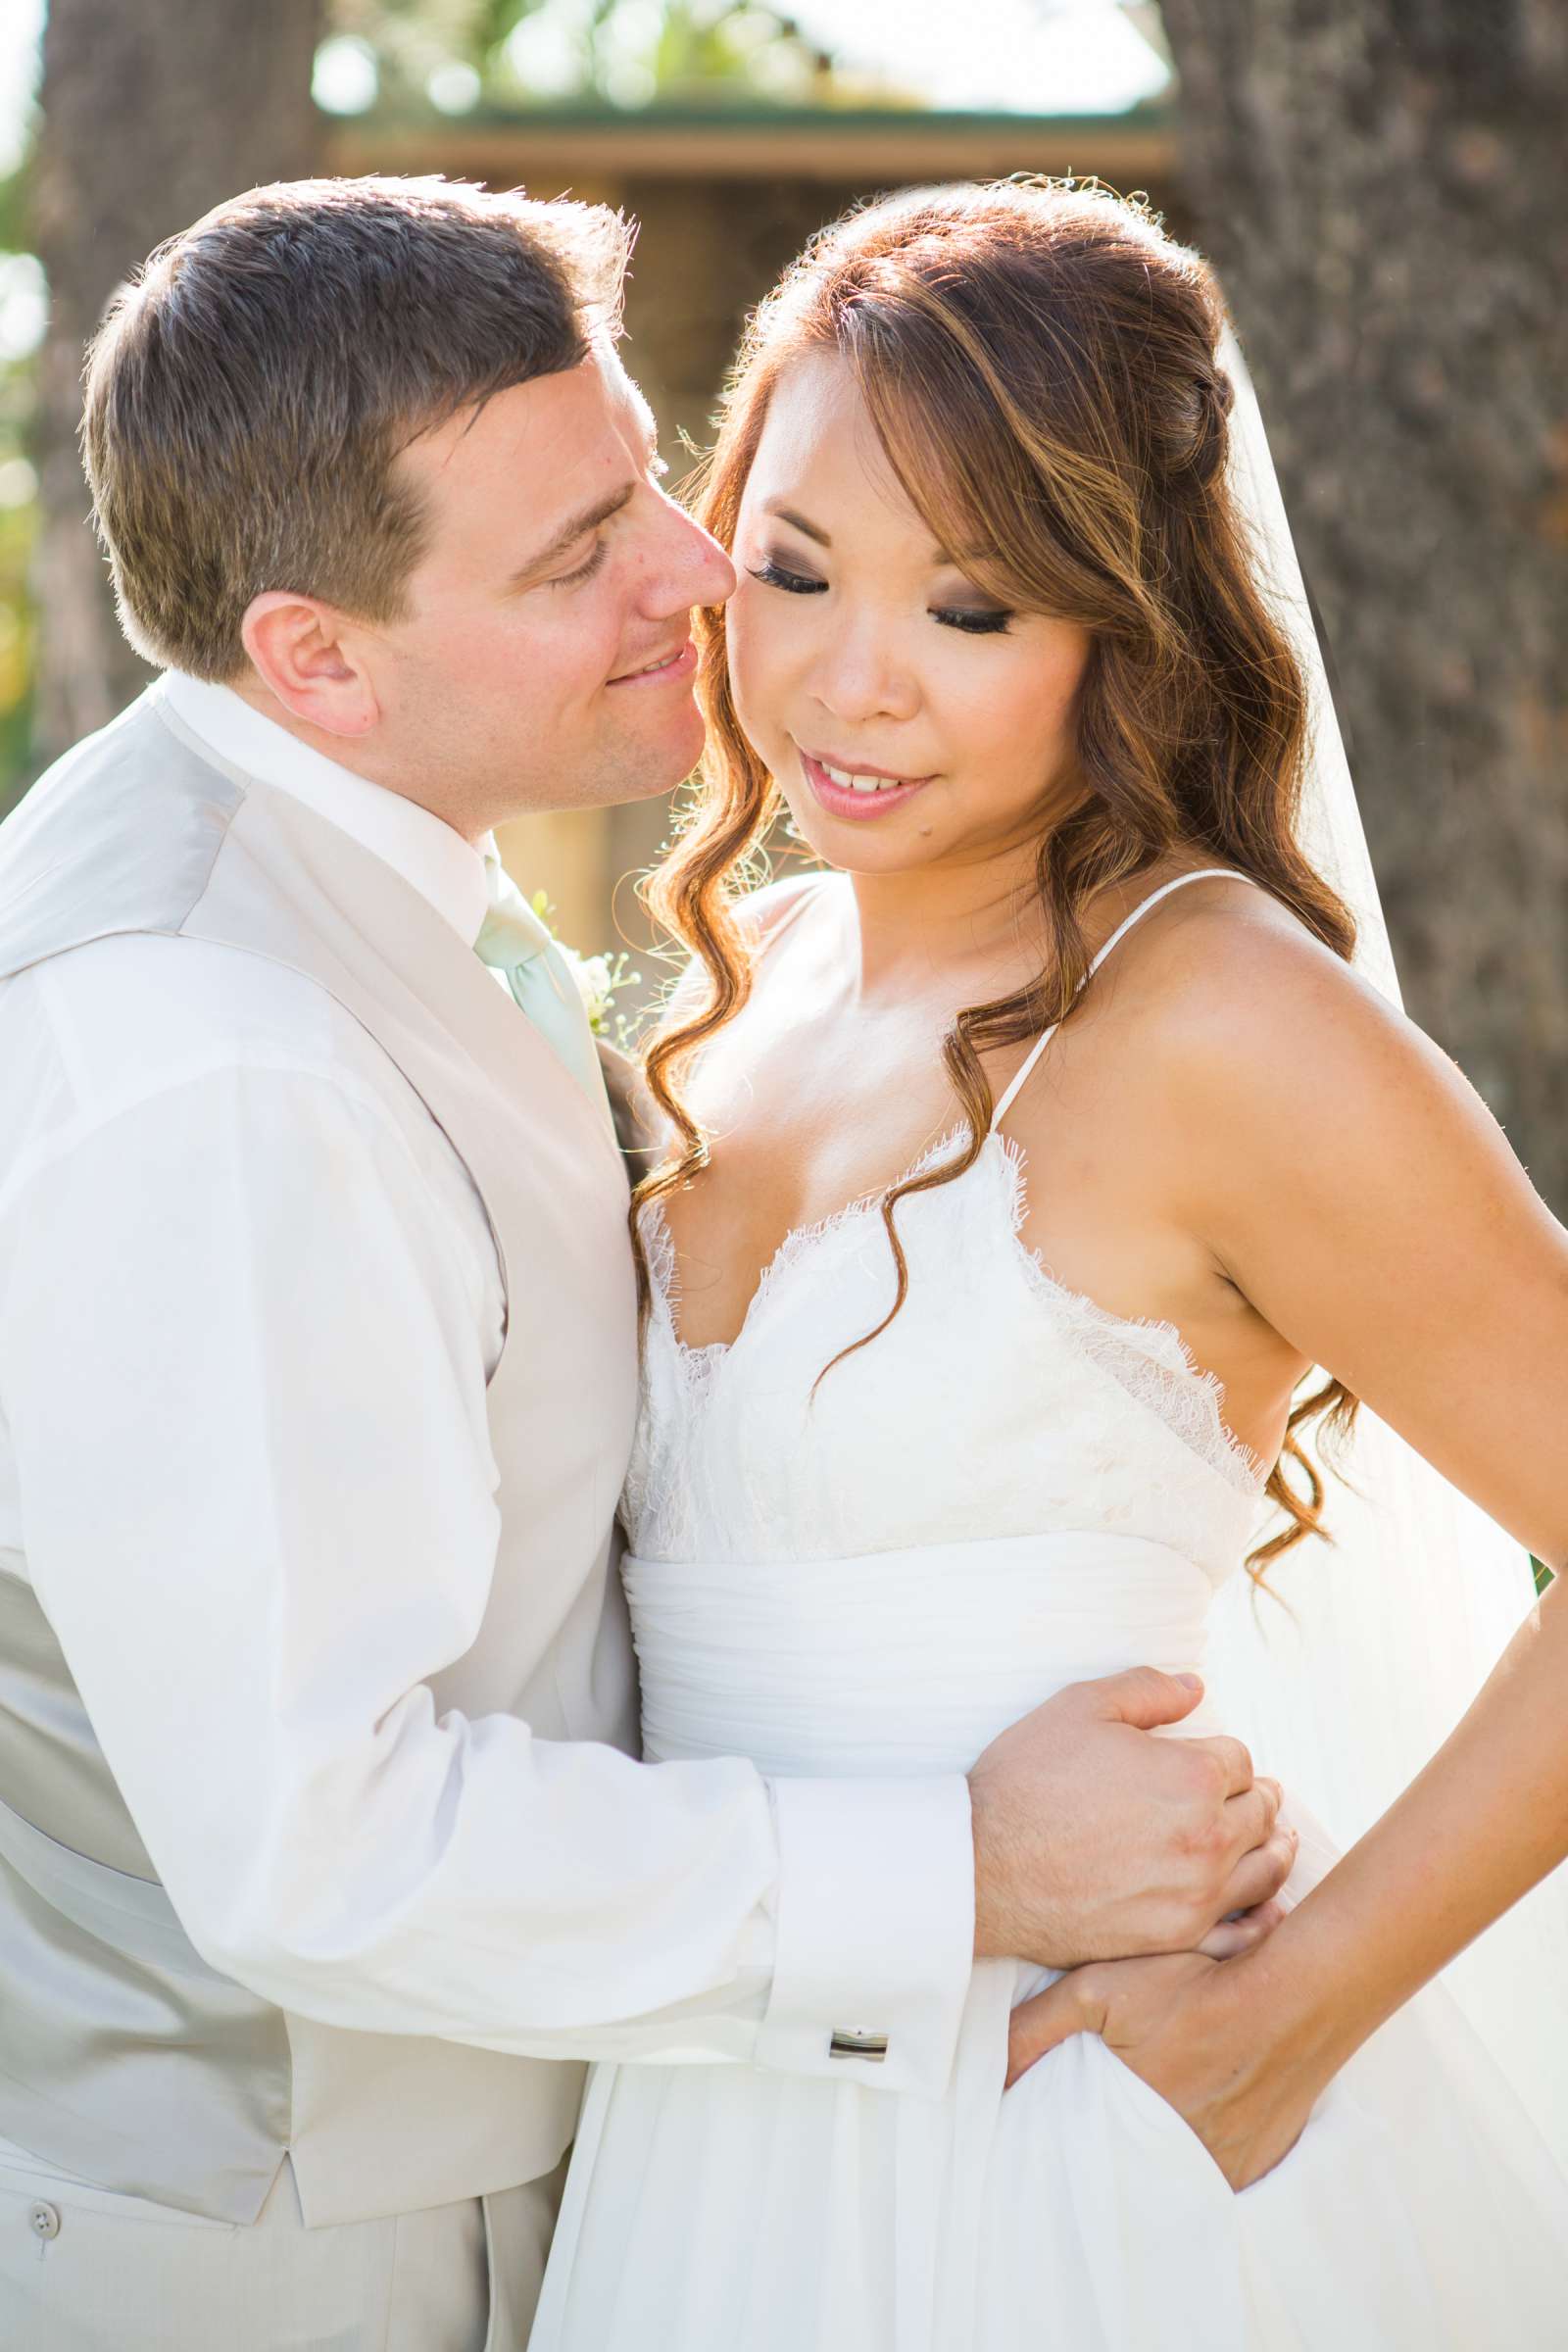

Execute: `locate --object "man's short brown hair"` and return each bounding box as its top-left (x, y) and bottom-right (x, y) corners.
top-left (81, 175), bottom-right (632, 680)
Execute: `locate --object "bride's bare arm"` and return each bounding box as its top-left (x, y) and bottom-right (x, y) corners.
top-left (1006, 901), bottom-right (1568, 2182)
top-left (1177, 911), bottom-right (1567, 1563)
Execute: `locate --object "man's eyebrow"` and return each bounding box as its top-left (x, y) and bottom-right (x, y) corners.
top-left (762, 498), bottom-right (831, 549)
top-left (509, 480), bottom-right (637, 589)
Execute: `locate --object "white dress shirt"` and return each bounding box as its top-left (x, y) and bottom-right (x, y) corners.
top-left (0, 676), bottom-right (975, 2167)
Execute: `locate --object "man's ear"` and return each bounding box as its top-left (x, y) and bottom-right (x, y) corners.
top-left (240, 592), bottom-right (381, 740)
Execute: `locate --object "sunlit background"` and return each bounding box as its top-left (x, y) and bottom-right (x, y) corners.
top-left (0, 0), bottom-right (1178, 948)
top-left (302, 0), bottom-right (1169, 116)
top-left (0, 0), bottom-right (1170, 805)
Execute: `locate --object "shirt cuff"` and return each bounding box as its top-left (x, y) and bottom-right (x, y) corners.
top-left (753, 1775), bottom-right (974, 2098)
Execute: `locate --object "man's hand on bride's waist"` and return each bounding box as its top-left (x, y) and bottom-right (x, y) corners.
top-left (966, 1666), bottom-right (1298, 1968)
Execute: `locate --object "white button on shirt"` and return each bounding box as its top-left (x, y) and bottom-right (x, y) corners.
top-left (0, 676), bottom-right (975, 2164)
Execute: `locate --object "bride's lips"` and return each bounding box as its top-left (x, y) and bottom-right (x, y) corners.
top-left (798, 747), bottom-right (934, 822)
top-left (609, 639), bottom-right (697, 688)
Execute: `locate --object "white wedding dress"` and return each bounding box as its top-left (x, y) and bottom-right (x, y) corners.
top-left (530, 877), bottom-right (1568, 2349)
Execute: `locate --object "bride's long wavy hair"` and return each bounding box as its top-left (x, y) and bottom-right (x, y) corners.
top-left (638, 178), bottom-right (1359, 1579)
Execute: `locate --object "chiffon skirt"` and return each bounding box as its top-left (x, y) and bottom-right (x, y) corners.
top-left (529, 1527), bottom-right (1568, 2351)
top-left (528, 1802), bottom-right (1568, 2349)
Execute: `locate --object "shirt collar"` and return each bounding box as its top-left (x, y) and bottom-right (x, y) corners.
top-left (162, 672), bottom-right (491, 947)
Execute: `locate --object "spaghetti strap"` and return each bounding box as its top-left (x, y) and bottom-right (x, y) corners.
top-left (989, 867), bottom-right (1254, 1133)
top-left (1080, 866), bottom-right (1251, 983)
top-left (989, 1018), bottom-right (1064, 1132)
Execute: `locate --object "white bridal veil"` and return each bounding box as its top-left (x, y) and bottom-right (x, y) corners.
top-left (1201, 323), bottom-right (1568, 2168)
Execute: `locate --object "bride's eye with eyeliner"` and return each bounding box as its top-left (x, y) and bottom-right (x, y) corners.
top-left (747, 557), bottom-right (826, 595)
top-left (934, 604), bottom-right (1013, 635)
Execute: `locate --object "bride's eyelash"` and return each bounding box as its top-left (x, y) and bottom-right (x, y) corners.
top-left (937, 606), bottom-right (1013, 636)
top-left (748, 558), bottom-right (1013, 636)
top-left (747, 559), bottom-right (826, 595)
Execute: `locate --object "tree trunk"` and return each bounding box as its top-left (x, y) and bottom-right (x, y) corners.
top-left (1157, 0), bottom-right (1568, 1210)
top-left (30, 0), bottom-right (324, 771)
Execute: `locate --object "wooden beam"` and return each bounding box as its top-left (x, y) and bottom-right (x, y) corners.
top-left (327, 109), bottom-right (1174, 189)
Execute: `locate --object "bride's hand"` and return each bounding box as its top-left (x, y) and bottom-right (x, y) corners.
top-left (1004, 1945), bottom-right (1333, 2190)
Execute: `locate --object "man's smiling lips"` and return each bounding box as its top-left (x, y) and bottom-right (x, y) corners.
top-left (609, 639), bottom-right (697, 687)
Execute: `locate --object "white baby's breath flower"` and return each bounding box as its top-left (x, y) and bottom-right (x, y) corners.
top-left (521, 884), bottom-right (640, 1040)
top-left (553, 940), bottom-right (639, 1039)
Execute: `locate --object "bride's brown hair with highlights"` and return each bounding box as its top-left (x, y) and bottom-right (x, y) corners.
top-left (638, 176), bottom-right (1358, 1580)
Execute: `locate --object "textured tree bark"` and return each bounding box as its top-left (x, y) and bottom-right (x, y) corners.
top-left (1157, 0), bottom-right (1568, 1209)
top-left (30, 0), bottom-right (324, 771)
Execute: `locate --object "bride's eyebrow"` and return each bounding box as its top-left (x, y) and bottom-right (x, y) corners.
top-left (761, 496), bottom-right (990, 575)
top-left (761, 498), bottom-right (831, 548)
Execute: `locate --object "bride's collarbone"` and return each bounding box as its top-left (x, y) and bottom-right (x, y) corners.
top-left (661, 1048), bottom-right (1300, 1461)
top-left (660, 1071), bottom-right (1153, 1335)
top-left (674, 987), bottom-right (1144, 1277)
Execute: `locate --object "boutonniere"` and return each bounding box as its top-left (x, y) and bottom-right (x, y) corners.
top-left (531, 889), bottom-right (641, 1048)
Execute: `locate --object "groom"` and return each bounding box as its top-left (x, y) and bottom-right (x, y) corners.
top-left (0, 177), bottom-right (1294, 2347)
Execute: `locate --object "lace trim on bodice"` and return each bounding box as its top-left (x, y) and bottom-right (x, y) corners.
top-left (642, 1203), bottom-right (727, 1408)
top-left (989, 1134), bottom-right (1268, 1494)
top-left (640, 1124), bottom-right (1269, 1499)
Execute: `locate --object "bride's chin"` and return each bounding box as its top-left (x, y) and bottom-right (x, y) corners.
top-left (774, 792), bottom-right (949, 874)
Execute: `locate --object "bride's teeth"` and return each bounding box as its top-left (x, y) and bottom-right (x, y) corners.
top-left (821, 760), bottom-right (903, 793)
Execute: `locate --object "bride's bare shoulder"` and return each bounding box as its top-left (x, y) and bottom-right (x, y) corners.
top-left (1124, 872), bottom-right (1528, 1231)
top-left (1114, 870), bottom-right (1407, 1073)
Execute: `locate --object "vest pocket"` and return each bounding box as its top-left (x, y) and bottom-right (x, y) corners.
top-left (0, 1791), bottom-right (227, 1981)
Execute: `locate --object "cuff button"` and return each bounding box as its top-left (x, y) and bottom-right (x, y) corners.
top-left (828, 2028), bottom-right (889, 2061)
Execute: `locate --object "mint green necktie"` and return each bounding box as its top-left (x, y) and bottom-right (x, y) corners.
top-left (475, 857), bottom-right (612, 1129)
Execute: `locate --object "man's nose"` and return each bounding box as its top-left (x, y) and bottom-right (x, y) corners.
top-left (645, 500), bottom-right (736, 616)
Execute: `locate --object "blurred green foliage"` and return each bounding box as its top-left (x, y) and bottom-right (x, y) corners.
top-left (324, 0), bottom-right (851, 115)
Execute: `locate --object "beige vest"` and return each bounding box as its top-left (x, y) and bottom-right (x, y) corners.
top-left (0, 687), bottom-right (641, 2226)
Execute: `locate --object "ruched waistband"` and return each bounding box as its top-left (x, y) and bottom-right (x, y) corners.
top-left (624, 1530), bottom-right (1220, 1777)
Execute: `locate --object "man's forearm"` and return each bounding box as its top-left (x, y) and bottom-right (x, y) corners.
top-left (5, 1067), bottom-right (974, 2089)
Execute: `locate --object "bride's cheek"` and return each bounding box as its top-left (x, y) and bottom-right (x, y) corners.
top-left (724, 594), bottom-right (781, 742)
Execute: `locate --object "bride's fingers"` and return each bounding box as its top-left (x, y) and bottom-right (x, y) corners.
top-left (1004, 1972), bottom-right (1106, 2089)
top-left (1197, 1897), bottom-right (1286, 1961)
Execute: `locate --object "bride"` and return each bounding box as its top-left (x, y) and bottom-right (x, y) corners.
top-left (530, 179), bottom-right (1568, 2346)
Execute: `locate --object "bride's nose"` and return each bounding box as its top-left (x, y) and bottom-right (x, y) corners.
top-left (807, 611), bottom-right (920, 727)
